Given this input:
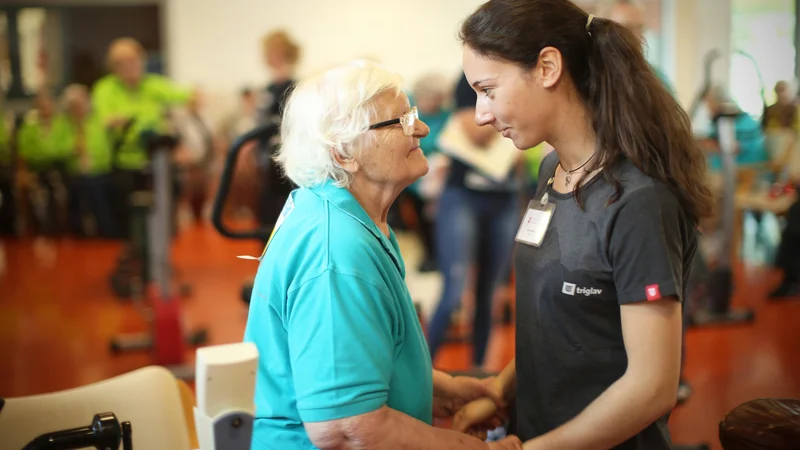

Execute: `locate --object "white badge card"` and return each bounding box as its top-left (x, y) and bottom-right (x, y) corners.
top-left (515, 200), bottom-right (555, 247)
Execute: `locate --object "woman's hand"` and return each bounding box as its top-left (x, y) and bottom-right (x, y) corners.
top-left (432, 373), bottom-right (504, 419)
top-left (453, 396), bottom-right (509, 441)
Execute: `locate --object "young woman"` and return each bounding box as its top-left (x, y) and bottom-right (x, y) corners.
top-left (452, 0), bottom-right (715, 449)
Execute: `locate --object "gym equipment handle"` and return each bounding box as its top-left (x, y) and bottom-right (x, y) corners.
top-left (22, 412), bottom-right (130, 450)
top-left (212, 124), bottom-right (280, 241)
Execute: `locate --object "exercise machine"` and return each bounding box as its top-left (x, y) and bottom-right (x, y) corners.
top-left (686, 49), bottom-right (758, 327)
top-left (211, 123), bottom-right (279, 305)
top-left (108, 131), bottom-right (208, 379)
top-left (22, 412), bottom-right (132, 450)
top-left (690, 112), bottom-right (756, 326)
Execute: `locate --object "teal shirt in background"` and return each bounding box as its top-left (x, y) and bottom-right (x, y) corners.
top-left (244, 180), bottom-right (433, 449)
top-left (652, 64), bottom-right (675, 96)
top-left (706, 112), bottom-right (769, 171)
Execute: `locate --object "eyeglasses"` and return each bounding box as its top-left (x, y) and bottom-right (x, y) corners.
top-left (368, 106), bottom-right (418, 136)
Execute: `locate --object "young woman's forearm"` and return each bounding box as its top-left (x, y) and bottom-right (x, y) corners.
top-left (493, 359), bottom-right (516, 403)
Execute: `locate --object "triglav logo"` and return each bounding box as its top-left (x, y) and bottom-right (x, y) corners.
top-left (562, 282), bottom-right (602, 296)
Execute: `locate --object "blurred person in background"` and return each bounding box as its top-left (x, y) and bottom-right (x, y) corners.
top-left (762, 81), bottom-right (800, 298)
top-left (255, 30), bottom-right (300, 240)
top-left (17, 91), bottom-right (70, 235)
top-left (174, 90), bottom-right (215, 224)
top-left (91, 37), bottom-right (194, 237)
top-left (402, 72), bottom-right (452, 272)
top-left (426, 72), bottom-right (522, 371)
top-left (218, 87), bottom-right (260, 219)
top-left (55, 84), bottom-right (116, 238)
top-left (700, 85), bottom-right (769, 174)
top-left (762, 81), bottom-right (800, 132)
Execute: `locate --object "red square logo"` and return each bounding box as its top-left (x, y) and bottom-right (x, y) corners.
top-left (645, 284), bottom-right (661, 301)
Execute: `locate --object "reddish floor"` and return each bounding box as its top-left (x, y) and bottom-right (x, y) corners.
top-left (1, 224), bottom-right (799, 450)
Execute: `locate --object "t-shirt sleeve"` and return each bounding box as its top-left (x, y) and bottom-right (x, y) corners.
top-left (286, 269), bottom-right (396, 423)
top-left (608, 187), bottom-right (689, 305)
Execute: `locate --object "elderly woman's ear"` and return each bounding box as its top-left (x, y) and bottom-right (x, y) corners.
top-left (330, 147), bottom-right (359, 174)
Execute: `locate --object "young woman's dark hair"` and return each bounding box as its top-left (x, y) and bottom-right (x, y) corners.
top-left (459, 0), bottom-right (714, 223)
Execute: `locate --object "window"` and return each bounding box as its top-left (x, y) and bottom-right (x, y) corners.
top-left (18, 8), bottom-right (47, 95)
top-left (730, 0), bottom-right (796, 117)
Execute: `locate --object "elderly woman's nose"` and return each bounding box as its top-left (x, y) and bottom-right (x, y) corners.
top-left (414, 120), bottom-right (430, 138)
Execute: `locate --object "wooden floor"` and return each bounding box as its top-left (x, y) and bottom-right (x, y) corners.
top-left (1, 223), bottom-right (799, 450)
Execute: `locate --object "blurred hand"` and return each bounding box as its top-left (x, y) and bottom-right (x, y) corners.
top-left (433, 375), bottom-right (504, 419)
top-left (487, 435), bottom-right (524, 450)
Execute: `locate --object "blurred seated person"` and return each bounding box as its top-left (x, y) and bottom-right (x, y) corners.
top-left (17, 91), bottom-right (71, 235)
top-left (763, 81), bottom-right (800, 133)
top-left (92, 37), bottom-right (194, 235)
top-left (17, 92), bottom-right (64, 172)
top-left (54, 84), bottom-right (117, 238)
top-left (402, 73), bottom-right (452, 272)
top-left (221, 87), bottom-right (258, 143)
top-left (243, 60), bottom-right (519, 450)
top-left (699, 85), bottom-right (769, 180)
top-left (174, 90), bottom-right (214, 223)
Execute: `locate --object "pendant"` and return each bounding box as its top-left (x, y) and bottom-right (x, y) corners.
top-left (565, 172), bottom-right (572, 186)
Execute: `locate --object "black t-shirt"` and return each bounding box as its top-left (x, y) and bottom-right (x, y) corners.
top-left (445, 74), bottom-right (518, 192)
top-left (513, 152), bottom-right (697, 449)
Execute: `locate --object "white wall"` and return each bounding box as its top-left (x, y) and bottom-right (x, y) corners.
top-left (666, 0), bottom-right (732, 110)
top-left (165, 0), bottom-right (486, 123)
top-left (164, 0), bottom-right (739, 124)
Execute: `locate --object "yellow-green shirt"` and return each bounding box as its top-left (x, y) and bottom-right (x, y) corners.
top-left (92, 73), bottom-right (192, 169)
top-left (50, 114), bottom-right (113, 175)
top-left (17, 112), bottom-right (66, 171)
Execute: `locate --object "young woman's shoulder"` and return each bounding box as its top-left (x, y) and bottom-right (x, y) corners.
top-left (612, 159), bottom-right (685, 213)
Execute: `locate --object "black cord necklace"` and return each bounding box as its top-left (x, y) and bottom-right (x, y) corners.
top-left (559, 153), bottom-right (596, 187)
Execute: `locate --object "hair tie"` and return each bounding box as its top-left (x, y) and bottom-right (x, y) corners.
top-left (586, 14), bottom-right (594, 36)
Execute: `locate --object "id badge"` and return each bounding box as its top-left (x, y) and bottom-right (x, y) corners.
top-left (515, 200), bottom-right (555, 247)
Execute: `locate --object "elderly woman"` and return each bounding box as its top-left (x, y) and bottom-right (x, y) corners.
top-left (242, 60), bottom-right (521, 450)
top-left (55, 84), bottom-right (116, 237)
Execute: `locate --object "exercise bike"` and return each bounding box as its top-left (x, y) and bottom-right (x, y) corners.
top-left (108, 131), bottom-right (208, 380)
top-left (211, 123), bottom-right (280, 304)
top-left (686, 49), bottom-right (761, 328)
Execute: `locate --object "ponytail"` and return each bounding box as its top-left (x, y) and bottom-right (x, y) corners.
top-left (576, 16), bottom-right (714, 222)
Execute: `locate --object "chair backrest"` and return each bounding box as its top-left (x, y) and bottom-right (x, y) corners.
top-left (0, 366), bottom-right (192, 450)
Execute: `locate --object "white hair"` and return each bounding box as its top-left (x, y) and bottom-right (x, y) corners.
top-left (275, 59), bottom-right (405, 188)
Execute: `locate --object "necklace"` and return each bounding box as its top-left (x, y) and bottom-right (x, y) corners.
top-left (559, 153), bottom-right (595, 186)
